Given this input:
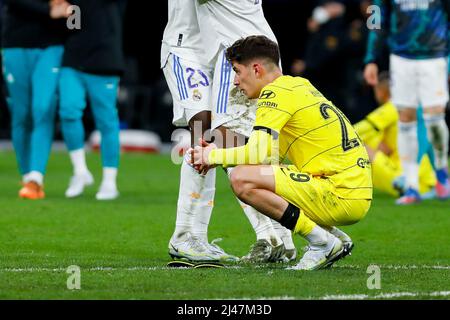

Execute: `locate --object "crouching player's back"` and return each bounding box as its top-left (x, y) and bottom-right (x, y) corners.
top-left (193, 35), bottom-right (372, 270)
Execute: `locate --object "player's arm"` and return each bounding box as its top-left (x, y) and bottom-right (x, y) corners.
top-left (194, 87), bottom-right (293, 167)
top-left (206, 128), bottom-right (276, 167)
top-left (443, 0), bottom-right (450, 57)
top-left (353, 118), bottom-right (380, 143)
top-left (364, 0), bottom-right (390, 66)
top-left (6, 0), bottom-right (71, 19)
top-left (354, 102), bottom-right (398, 142)
top-left (5, 0), bottom-right (51, 16)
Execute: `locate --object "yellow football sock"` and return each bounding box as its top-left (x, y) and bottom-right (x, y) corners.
top-left (293, 211), bottom-right (316, 237)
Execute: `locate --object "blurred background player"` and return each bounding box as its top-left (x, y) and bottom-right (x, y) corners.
top-left (354, 72), bottom-right (436, 197)
top-left (1, 0), bottom-right (69, 199)
top-left (59, 0), bottom-right (125, 200)
top-left (364, 0), bottom-right (450, 204)
top-left (192, 35), bottom-right (372, 270)
top-left (194, 0), bottom-right (297, 262)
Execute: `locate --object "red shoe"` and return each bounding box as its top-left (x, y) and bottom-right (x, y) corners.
top-left (19, 181), bottom-right (45, 200)
top-left (435, 180), bottom-right (450, 200)
top-left (395, 188), bottom-right (421, 205)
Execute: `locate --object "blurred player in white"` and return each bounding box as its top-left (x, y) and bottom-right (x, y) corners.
top-left (161, 0), bottom-right (296, 262)
top-left (194, 0), bottom-right (297, 262)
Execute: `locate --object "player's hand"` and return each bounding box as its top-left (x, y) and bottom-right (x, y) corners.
top-left (291, 59), bottom-right (306, 76)
top-left (49, 0), bottom-right (72, 19)
top-left (364, 63), bottom-right (379, 86)
top-left (193, 139), bottom-right (216, 175)
top-left (378, 141), bottom-right (393, 156)
top-left (191, 139), bottom-right (217, 173)
top-left (324, 2), bottom-right (345, 19)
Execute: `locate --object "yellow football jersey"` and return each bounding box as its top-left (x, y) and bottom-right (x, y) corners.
top-left (254, 75), bottom-right (372, 200)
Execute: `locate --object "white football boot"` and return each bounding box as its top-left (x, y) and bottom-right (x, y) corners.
top-left (168, 233), bottom-right (224, 262)
top-left (288, 233), bottom-right (344, 270)
top-left (281, 248), bottom-right (297, 263)
top-left (329, 226), bottom-right (354, 257)
top-left (65, 171), bottom-right (94, 198)
top-left (207, 238), bottom-right (240, 262)
top-left (96, 182), bottom-right (119, 200)
top-left (241, 239), bottom-right (287, 263)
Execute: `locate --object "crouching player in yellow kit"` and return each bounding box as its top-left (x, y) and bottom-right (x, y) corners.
top-left (192, 35), bottom-right (372, 270)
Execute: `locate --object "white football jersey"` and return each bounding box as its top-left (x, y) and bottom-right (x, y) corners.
top-left (195, 0), bottom-right (278, 63)
top-left (161, 0), bottom-right (205, 68)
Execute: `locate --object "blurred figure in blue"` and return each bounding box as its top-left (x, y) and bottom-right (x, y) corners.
top-left (1, 0), bottom-right (70, 199)
top-left (58, 0), bottom-right (125, 200)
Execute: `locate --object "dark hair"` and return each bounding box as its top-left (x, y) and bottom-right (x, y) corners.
top-left (225, 35), bottom-right (280, 66)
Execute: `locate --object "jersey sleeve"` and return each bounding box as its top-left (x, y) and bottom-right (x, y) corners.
top-left (354, 101), bottom-right (398, 143)
top-left (365, 101), bottom-right (398, 131)
top-left (207, 83), bottom-right (296, 167)
top-left (364, 0), bottom-right (390, 65)
top-left (208, 130), bottom-right (274, 167)
top-left (444, 0), bottom-right (450, 48)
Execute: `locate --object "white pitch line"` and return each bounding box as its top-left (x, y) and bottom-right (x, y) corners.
top-left (220, 296), bottom-right (297, 300)
top-left (0, 265), bottom-right (244, 273)
top-left (1, 266), bottom-right (172, 272)
top-left (333, 264), bottom-right (450, 270)
top-left (320, 291), bottom-right (450, 300)
top-left (0, 264), bottom-right (449, 273)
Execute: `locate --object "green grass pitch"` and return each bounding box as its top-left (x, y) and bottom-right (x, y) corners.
top-left (0, 151), bottom-right (449, 300)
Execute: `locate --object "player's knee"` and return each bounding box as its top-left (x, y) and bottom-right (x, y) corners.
top-left (59, 103), bottom-right (83, 121)
top-left (96, 118), bottom-right (119, 134)
top-left (398, 108), bottom-right (416, 122)
top-left (32, 104), bottom-right (56, 125)
top-left (11, 109), bottom-right (31, 128)
top-left (423, 105), bottom-right (446, 115)
top-left (230, 167), bottom-right (252, 199)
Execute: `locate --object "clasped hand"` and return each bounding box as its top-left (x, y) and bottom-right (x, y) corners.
top-left (189, 138), bottom-right (218, 175)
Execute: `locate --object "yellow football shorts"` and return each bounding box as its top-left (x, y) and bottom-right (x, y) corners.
top-left (273, 165), bottom-right (371, 228)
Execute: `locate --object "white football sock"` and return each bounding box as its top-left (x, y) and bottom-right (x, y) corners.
top-left (226, 167), bottom-right (282, 246)
top-left (172, 152), bottom-right (210, 242)
top-left (191, 168), bottom-right (216, 243)
top-left (22, 173), bottom-right (30, 183)
top-left (24, 171), bottom-right (44, 186)
top-left (424, 113), bottom-right (449, 170)
top-left (398, 121), bottom-right (419, 190)
top-left (101, 167), bottom-right (117, 187)
top-left (240, 201), bottom-right (283, 246)
top-left (271, 220), bottom-right (295, 250)
top-left (305, 225), bottom-right (329, 246)
top-left (69, 148), bottom-right (89, 175)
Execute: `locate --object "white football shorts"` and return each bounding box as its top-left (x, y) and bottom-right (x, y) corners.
top-left (211, 49), bottom-right (256, 138)
top-left (162, 53), bottom-right (213, 127)
top-left (390, 54), bottom-right (449, 109)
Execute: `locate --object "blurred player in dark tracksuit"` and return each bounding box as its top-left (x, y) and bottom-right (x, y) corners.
top-left (59, 0), bottom-right (125, 200)
top-left (1, 0), bottom-right (69, 199)
top-left (364, 0), bottom-right (450, 205)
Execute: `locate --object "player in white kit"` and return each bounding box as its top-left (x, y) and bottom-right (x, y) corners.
top-left (194, 0), bottom-right (297, 262)
top-left (161, 0), bottom-right (297, 262)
